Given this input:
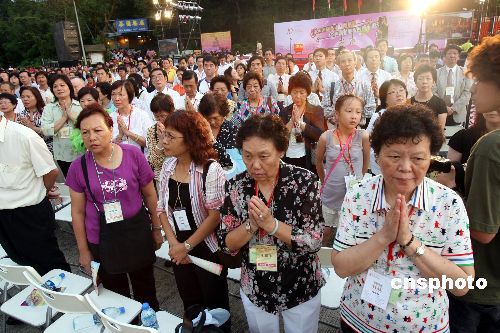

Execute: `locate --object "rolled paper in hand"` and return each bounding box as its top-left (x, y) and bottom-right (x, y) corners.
top-left (188, 255), bottom-right (223, 276)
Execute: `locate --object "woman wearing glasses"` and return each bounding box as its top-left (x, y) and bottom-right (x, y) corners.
top-left (157, 110), bottom-right (231, 332)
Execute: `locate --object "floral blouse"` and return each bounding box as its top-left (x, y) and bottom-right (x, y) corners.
top-left (231, 98), bottom-right (280, 128)
top-left (17, 108), bottom-right (53, 154)
top-left (217, 162), bottom-right (325, 314)
top-left (214, 120), bottom-right (237, 169)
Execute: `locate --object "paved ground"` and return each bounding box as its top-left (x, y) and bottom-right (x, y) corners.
top-left (2, 184), bottom-right (341, 332)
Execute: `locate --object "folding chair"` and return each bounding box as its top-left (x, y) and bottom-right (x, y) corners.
top-left (0, 261), bottom-right (91, 331)
top-left (85, 294), bottom-right (182, 333)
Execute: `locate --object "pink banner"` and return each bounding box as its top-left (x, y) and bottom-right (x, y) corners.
top-left (274, 10), bottom-right (421, 56)
top-left (201, 31), bottom-right (231, 52)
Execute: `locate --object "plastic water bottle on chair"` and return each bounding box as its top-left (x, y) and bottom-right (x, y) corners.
top-left (73, 306), bottom-right (125, 331)
top-left (43, 272), bottom-right (65, 291)
top-left (141, 303), bottom-right (159, 329)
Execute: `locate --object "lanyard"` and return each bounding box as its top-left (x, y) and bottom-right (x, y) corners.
top-left (386, 206), bottom-right (415, 273)
top-left (91, 144), bottom-right (117, 202)
top-left (335, 129), bottom-right (355, 175)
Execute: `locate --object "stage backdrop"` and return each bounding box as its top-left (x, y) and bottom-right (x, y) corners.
top-left (274, 10), bottom-right (421, 56)
top-left (201, 31), bottom-right (231, 52)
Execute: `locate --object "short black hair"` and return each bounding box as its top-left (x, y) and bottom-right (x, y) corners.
top-left (444, 44), bottom-right (462, 56)
top-left (35, 71), bottom-right (49, 81)
top-left (96, 81), bottom-right (112, 100)
top-left (77, 87), bottom-right (99, 102)
top-left (0, 92), bottom-right (17, 106)
top-left (203, 56), bottom-right (218, 67)
top-left (182, 70), bottom-right (198, 84)
top-left (313, 48), bottom-right (328, 57)
top-left (210, 75), bottom-right (230, 91)
top-left (288, 71), bottom-right (312, 95)
top-left (414, 64), bottom-right (437, 83)
top-left (236, 114), bottom-right (289, 153)
top-left (248, 55), bottom-right (264, 68)
top-left (370, 104), bottom-right (445, 156)
top-left (397, 54), bottom-right (414, 71)
top-left (378, 79), bottom-right (407, 111)
top-left (150, 67), bottom-right (167, 77)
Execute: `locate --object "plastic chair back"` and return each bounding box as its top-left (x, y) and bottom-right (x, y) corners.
top-left (0, 259), bottom-right (39, 286)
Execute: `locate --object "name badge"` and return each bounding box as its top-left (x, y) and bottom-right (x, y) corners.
top-left (445, 86), bottom-right (454, 96)
top-left (59, 126), bottom-right (72, 139)
top-left (360, 269), bottom-right (393, 310)
top-left (103, 200), bottom-right (123, 224)
top-left (173, 209), bottom-right (191, 231)
top-left (256, 244), bottom-right (277, 272)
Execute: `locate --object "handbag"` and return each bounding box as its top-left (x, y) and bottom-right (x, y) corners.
top-left (81, 155), bottom-right (155, 274)
top-left (201, 160), bottom-right (242, 269)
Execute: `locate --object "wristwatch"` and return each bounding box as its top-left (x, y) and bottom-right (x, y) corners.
top-left (410, 241), bottom-right (425, 259)
top-left (184, 241), bottom-right (192, 252)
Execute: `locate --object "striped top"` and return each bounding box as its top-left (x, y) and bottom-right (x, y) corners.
top-left (334, 175), bottom-right (473, 333)
top-left (156, 157), bottom-right (226, 252)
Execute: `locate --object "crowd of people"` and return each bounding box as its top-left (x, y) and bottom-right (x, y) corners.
top-left (0, 33), bottom-right (499, 333)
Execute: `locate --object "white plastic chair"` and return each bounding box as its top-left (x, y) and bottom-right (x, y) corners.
top-left (85, 294), bottom-right (182, 333)
top-left (0, 261), bottom-right (91, 330)
top-left (0, 258), bottom-right (16, 305)
top-left (22, 269), bottom-right (143, 333)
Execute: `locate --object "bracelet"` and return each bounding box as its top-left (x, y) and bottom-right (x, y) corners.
top-left (401, 234), bottom-right (414, 250)
top-left (268, 218), bottom-right (279, 236)
top-left (151, 225), bottom-right (162, 231)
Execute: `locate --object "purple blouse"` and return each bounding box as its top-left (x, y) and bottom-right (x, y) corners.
top-left (66, 144), bottom-right (154, 244)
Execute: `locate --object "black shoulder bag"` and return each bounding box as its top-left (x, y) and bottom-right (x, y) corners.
top-left (80, 155), bottom-right (155, 274)
top-left (202, 160), bottom-right (242, 269)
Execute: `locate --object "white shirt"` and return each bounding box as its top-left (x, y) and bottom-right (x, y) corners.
top-left (180, 92), bottom-right (204, 112)
top-left (302, 62), bottom-right (316, 72)
top-left (0, 116), bottom-right (56, 209)
top-left (309, 67), bottom-right (340, 102)
top-left (198, 78), bottom-right (213, 95)
top-left (111, 106), bottom-right (153, 150)
top-left (38, 87), bottom-right (55, 104)
top-left (145, 86), bottom-right (184, 116)
top-left (195, 69), bottom-right (206, 81)
top-left (217, 64), bottom-right (230, 76)
top-left (267, 73), bottom-right (290, 102)
top-left (357, 67), bottom-right (392, 90)
top-left (15, 98), bottom-right (24, 114)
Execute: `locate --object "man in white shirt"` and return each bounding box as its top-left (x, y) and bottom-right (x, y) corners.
top-left (310, 48), bottom-right (340, 110)
top-left (0, 114), bottom-right (70, 275)
top-left (0, 81), bottom-right (24, 114)
top-left (302, 53), bottom-right (316, 73)
top-left (263, 49), bottom-right (277, 79)
top-left (145, 68), bottom-right (183, 117)
top-left (180, 70), bottom-right (203, 111)
top-left (434, 44), bottom-right (472, 125)
top-left (217, 54), bottom-right (230, 76)
top-left (326, 48), bottom-right (341, 76)
top-left (198, 56), bottom-right (219, 94)
top-left (19, 70), bottom-right (37, 88)
top-left (326, 50), bottom-right (376, 124)
top-left (35, 71), bottom-right (54, 104)
top-left (267, 56), bottom-right (290, 109)
top-left (376, 39), bottom-right (399, 74)
top-left (194, 56), bottom-right (206, 81)
top-left (358, 48), bottom-right (392, 105)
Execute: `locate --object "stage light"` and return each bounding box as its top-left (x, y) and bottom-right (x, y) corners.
top-left (410, 0), bottom-right (436, 16)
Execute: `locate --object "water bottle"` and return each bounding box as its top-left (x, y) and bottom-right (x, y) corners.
top-left (140, 303), bottom-right (159, 329)
top-left (72, 307), bottom-right (125, 331)
top-left (43, 272), bottom-right (65, 291)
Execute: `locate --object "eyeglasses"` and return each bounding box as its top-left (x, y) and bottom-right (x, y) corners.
top-left (163, 132), bottom-right (184, 141)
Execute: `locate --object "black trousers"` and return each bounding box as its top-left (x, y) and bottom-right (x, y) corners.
top-left (172, 242), bottom-right (231, 332)
top-left (449, 294), bottom-right (500, 333)
top-left (57, 160), bottom-right (72, 178)
top-left (88, 243), bottom-right (159, 311)
top-left (0, 197), bottom-right (70, 275)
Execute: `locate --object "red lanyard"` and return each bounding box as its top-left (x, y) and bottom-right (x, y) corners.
top-left (386, 206), bottom-right (415, 272)
top-left (335, 129), bottom-right (355, 174)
